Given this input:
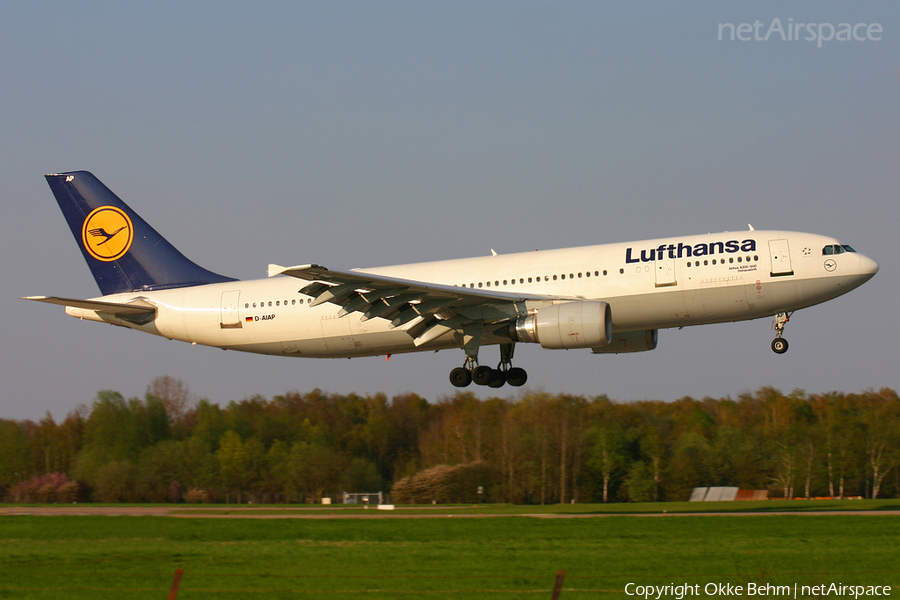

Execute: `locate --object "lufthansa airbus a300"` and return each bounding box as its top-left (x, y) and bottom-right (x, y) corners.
top-left (26, 171), bottom-right (878, 388)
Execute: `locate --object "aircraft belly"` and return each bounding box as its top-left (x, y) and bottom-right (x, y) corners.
top-left (319, 315), bottom-right (355, 352)
top-left (607, 288), bottom-right (698, 330)
top-left (228, 328), bottom-right (458, 358)
top-left (700, 276), bottom-right (749, 316)
top-left (609, 273), bottom-right (860, 332)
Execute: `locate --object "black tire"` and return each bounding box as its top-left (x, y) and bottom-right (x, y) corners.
top-left (449, 367), bottom-right (472, 387)
top-left (506, 367), bottom-right (528, 387)
top-left (472, 365), bottom-right (494, 386)
top-left (487, 369), bottom-right (506, 388)
top-left (771, 338), bottom-right (789, 354)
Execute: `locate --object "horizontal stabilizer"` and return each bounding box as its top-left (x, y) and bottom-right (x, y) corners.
top-left (23, 296), bottom-right (156, 316)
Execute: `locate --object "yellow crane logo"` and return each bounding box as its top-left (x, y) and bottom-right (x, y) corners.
top-left (81, 206), bottom-right (133, 261)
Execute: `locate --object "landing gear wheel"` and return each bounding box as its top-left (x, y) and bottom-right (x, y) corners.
top-left (771, 312), bottom-right (792, 354)
top-left (487, 369), bottom-right (506, 388)
top-left (506, 367), bottom-right (528, 387)
top-left (771, 338), bottom-right (789, 354)
top-left (450, 367), bottom-right (472, 387)
top-left (472, 365), bottom-right (494, 386)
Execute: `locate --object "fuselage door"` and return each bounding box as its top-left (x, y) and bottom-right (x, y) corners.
top-left (655, 253), bottom-right (677, 287)
top-left (220, 290), bottom-right (242, 329)
top-left (769, 239), bottom-right (794, 277)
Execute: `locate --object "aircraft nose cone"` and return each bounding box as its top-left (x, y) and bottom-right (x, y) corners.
top-left (859, 254), bottom-right (879, 278)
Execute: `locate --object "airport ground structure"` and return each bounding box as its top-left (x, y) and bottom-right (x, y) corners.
top-left (2, 377), bottom-right (898, 504)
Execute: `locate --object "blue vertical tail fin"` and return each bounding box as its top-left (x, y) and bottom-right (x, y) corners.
top-left (46, 171), bottom-right (236, 295)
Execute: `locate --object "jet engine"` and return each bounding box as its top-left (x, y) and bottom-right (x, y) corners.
top-left (512, 301), bottom-right (612, 349)
top-left (591, 329), bottom-right (658, 354)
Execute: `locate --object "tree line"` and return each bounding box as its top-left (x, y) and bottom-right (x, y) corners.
top-left (2, 376), bottom-right (898, 504)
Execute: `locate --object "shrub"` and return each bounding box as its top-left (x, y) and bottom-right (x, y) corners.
top-left (183, 488), bottom-right (208, 504)
top-left (392, 461), bottom-right (499, 504)
top-left (12, 473), bottom-right (83, 503)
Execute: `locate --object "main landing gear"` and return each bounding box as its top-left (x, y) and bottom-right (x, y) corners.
top-left (449, 343), bottom-right (528, 388)
top-left (771, 312), bottom-right (792, 354)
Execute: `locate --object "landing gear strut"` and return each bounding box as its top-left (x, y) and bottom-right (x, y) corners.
top-left (448, 343), bottom-right (528, 388)
top-left (498, 342), bottom-right (527, 387)
top-left (771, 312), bottom-right (791, 354)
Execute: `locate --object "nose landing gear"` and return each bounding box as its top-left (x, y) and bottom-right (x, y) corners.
top-left (771, 312), bottom-right (792, 354)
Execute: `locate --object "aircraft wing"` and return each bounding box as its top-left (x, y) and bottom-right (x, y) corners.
top-left (268, 263), bottom-right (572, 346)
top-left (22, 296), bottom-right (157, 320)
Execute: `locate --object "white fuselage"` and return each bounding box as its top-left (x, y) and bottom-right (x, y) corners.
top-left (67, 230), bottom-right (878, 358)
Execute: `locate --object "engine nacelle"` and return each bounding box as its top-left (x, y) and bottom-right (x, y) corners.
top-left (513, 301), bottom-right (612, 349)
top-left (591, 330), bottom-right (658, 354)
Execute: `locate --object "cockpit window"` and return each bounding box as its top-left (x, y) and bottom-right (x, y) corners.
top-left (823, 244), bottom-right (857, 255)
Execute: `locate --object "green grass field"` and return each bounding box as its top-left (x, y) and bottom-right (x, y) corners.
top-left (2, 506), bottom-right (899, 599)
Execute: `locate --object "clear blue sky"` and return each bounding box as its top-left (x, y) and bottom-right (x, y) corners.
top-left (3, 1), bottom-right (898, 421)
